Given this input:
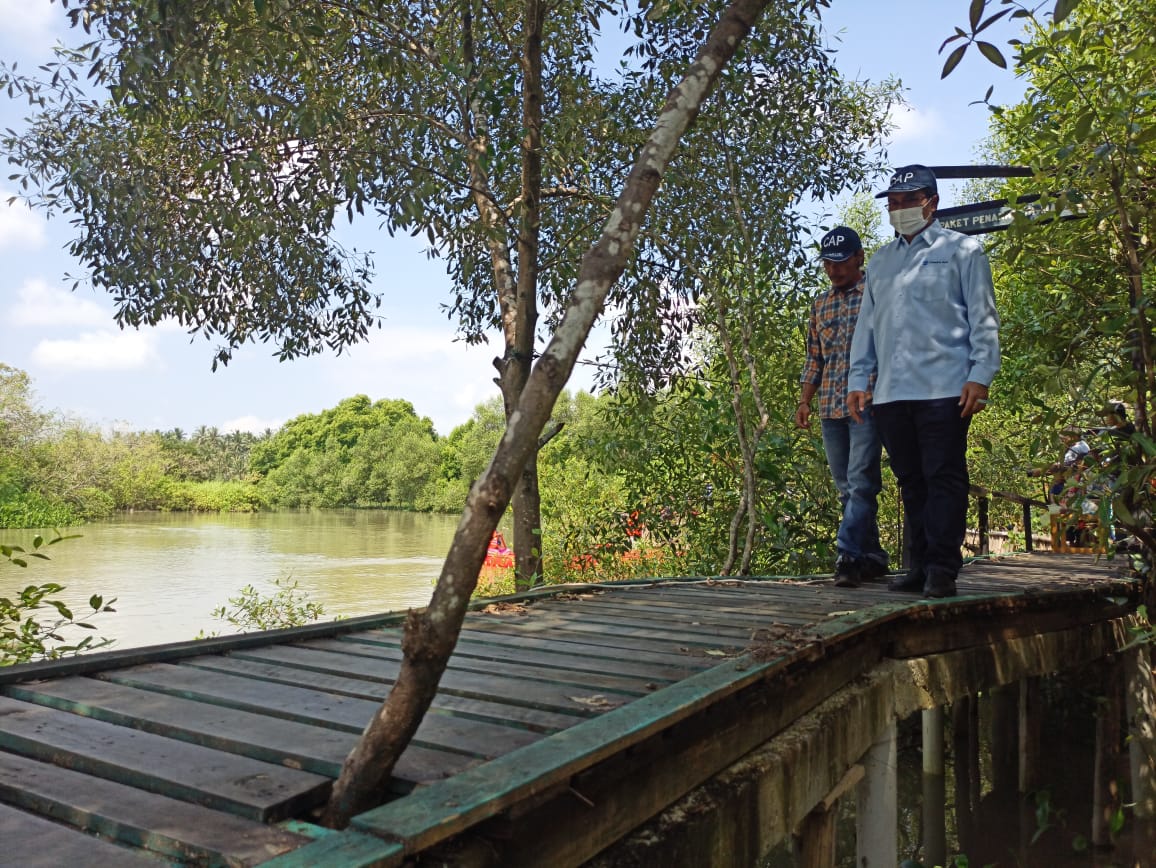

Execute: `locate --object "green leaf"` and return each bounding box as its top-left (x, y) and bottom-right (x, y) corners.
top-left (1072, 109), bottom-right (1096, 141)
top-left (1053, 0), bottom-right (1081, 25)
top-left (941, 44), bottom-right (968, 78)
top-left (969, 0), bottom-right (985, 30)
top-left (975, 8), bottom-right (1012, 34)
top-left (977, 41), bottom-right (1008, 68)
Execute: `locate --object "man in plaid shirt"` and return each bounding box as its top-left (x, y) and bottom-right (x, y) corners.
top-left (796, 226), bottom-right (888, 587)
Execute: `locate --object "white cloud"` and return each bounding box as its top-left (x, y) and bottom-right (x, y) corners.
top-left (886, 104), bottom-right (943, 145)
top-left (0, 0), bottom-right (62, 49)
top-left (0, 1), bottom-right (56, 42)
top-left (31, 330), bottom-right (160, 371)
top-left (333, 328), bottom-right (501, 432)
top-left (9, 279), bottom-right (110, 327)
top-left (0, 196), bottom-right (46, 250)
top-left (219, 414), bottom-right (286, 435)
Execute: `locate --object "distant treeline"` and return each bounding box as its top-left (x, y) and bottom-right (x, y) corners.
top-left (0, 365), bottom-right (559, 526)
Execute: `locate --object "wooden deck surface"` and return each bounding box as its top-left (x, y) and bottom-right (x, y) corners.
top-left (0, 552), bottom-right (1140, 866)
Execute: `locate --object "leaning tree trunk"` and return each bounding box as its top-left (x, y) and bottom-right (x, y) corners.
top-left (321, 0), bottom-right (779, 828)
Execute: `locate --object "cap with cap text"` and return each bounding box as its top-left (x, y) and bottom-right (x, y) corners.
top-left (818, 226), bottom-right (862, 262)
top-left (875, 164), bottom-right (938, 198)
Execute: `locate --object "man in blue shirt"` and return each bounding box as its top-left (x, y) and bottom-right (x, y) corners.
top-left (847, 165), bottom-right (1000, 598)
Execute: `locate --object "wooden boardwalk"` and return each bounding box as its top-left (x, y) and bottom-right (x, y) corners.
top-left (0, 552), bottom-right (1141, 866)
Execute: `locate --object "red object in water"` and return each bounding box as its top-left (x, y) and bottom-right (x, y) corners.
top-left (484, 531), bottom-right (514, 568)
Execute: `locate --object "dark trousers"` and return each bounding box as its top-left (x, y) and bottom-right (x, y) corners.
top-left (874, 398), bottom-right (972, 577)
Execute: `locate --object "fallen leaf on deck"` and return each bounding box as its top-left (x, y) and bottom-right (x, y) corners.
top-left (482, 602), bottom-right (529, 615)
top-left (568, 694), bottom-right (621, 710)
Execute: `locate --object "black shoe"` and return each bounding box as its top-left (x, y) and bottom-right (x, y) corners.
top-left (856, 557), bottom-right (888, 583)
top-left (833, 555), bottom-right (860, 588)
top-left (888, 566), bottom-right (925, 593)
top-left (924, 569), bottom-right (958, 599)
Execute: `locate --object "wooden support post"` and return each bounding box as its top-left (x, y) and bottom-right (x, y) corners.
top-left (855, 721), bottom-right (897, 868)
top-left (1018, 677), bottom-right (1042, 794)
top-left (1022, 502), bottom-right (1033, 552)
top-left (793, 765), bottom-right (863, 868)
top-left (1125, 644), bottom-right (1156, 820)
top-left (952, 697), bottom-right (975, 854)
top-left (977, 495), bottom-right (990, 555)
top-left (1092, 659), bottom-right (1123, 848)
top-left (990, 685), bottom-right (1018, 800)
top-left (921, 708), bottom-right (946, 868)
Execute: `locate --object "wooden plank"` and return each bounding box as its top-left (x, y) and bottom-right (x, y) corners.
top-left (293, 636), bottom-right (661, 694)
top-left (258, 829), bottom-right (404, 868)
top-left (460, 613), bottom-right (749, 652)
top-left (213, 646), bottom-right (633, 717)
top-left (103, 661), bottom-right (544, 758)
top-left (633, 583), bottom-right (870, 620)
top-left (546, 595), bottom-right (822, 628)
top-left (0, 696), bottom-right (327, 823)
top-left (573, 586), bottom-right (844, 625)
top-left (0, 802), bottom-right (167, 867)
top-left (510, 606), bottom-right (758, 643)
top-left (450, 627), bottom-right (710, 674)
top-left (459, 616), bottom-right (728, 651)
top-left (348, 602), bottom-right (901, 854)
top-left (54, 653), bottom-right (580, 736)
top-left (0, 751), bottom-right (310, 865)
top-left (1, 676), bottom-right (461, 787)
top-left (327, 633), bottom-right (687, 684)
top-left (0, 609), bottom-right (413, 687)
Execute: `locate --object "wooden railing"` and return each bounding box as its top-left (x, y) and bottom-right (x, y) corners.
top-left (968, 483), bottom-right (1049, 555)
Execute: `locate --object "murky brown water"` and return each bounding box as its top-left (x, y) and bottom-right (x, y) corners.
top-left (1, 510), bottom-right (461, 651)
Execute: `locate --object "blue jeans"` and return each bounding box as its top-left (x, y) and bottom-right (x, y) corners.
top-left (820, 414), bottom-right (887, 567)
top-left (874, 398), bottom-right (971, 577)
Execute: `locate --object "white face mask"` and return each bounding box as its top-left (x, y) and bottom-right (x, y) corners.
top-left (888, 204), bottom-right (930, 236)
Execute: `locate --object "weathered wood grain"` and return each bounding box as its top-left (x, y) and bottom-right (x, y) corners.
top-left (0, 696), bottom-right (328, 822)
top-left (100, 661), bottom-right (540, 759)
top-left (0, 801), bottom-right (166, 867)
top-left (0, 751), bottom-right (310, 865)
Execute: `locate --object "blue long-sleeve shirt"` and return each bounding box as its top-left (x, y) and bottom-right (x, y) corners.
top-left (848, 220), bottom-right (1000, 402)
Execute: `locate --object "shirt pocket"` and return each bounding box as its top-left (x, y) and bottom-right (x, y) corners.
top-left (909, 261), bottom-right (956, 302)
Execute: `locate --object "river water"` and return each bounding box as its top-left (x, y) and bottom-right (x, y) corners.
top-left (1, 510), bottom-right (461, 651)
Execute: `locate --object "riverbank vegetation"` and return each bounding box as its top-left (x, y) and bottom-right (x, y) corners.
top-left (1, 0), bottom-right (1152, 595)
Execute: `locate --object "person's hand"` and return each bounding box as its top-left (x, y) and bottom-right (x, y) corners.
top-left (959, 381), bottom-right (989, 417)
top-left (848, 391), bottom-right (867, 423)
top-left (794, 402), bottom-right (812, 430)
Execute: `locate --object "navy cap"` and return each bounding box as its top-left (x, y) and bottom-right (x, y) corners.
top-left (818, 226), bottom-right (862, 262)
top-left (874, 164), bottom-right (938, 198)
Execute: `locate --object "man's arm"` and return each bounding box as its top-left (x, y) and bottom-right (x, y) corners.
top-left (847, 276), bottom-right (877, 423)
top-left (795, 382), bottom-right (819, 429)
top-left (797, 302), bottom-right (824, 429)
top-left (961, 238), bottom-right (1001, 388)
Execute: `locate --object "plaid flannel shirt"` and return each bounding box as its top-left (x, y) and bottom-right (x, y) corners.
top-left (800, 276), bottom-right (873, 420)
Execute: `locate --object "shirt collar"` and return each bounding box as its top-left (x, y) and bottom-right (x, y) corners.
top-left (830, 274), bottom-right (865, 295)
top-left (897, 218), bottom-right (943, 249)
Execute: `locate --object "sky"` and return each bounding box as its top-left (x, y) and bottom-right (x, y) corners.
top-left (0, 0), bottom-right (1027, 438)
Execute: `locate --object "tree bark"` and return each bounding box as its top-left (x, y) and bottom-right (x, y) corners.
top-left (322, 0), bottom-right (779, 828)
top-left (510, 0), bottom-right (545, 590)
